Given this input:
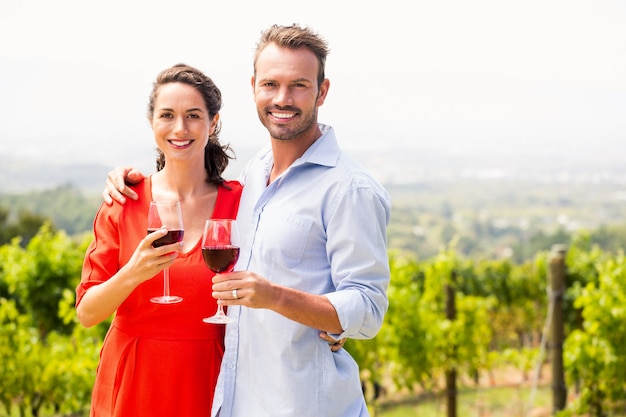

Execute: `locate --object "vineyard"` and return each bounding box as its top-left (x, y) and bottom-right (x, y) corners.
top-left (1, 223), bottom-right (625, 416)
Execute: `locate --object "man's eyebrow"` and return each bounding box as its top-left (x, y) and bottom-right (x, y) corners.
top-left (257, 77), bottom-right (313, 84)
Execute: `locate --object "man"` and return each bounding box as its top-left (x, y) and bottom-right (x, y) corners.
top-left (104, 24), bottom-right (391, 417)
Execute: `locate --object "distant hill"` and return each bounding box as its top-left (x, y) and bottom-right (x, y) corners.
top-left (4, 145), bottom-right (626, 194)
top-left (2, 150), bottom-right (626, 261)
top-left (0, 147), bottom-right (256, 195)
top-left (1, 159), bottom-right (112, 194)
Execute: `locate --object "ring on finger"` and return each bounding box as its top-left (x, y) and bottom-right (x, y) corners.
top-left (232, 289), bottom-right (239, 300)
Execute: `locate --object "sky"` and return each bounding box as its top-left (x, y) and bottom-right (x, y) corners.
top-left (1, 0), bottom-right (625, 176)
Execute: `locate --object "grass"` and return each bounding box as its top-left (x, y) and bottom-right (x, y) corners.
top-left (4, 382), bottom-right (552, 417)
top-left (375, 384), bottom-right (552, 417)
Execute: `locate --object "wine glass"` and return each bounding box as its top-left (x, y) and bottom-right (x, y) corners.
top-left (201, 219), bottom-right (240, 324)
top-left (147, 200), bottom-right (184, 304)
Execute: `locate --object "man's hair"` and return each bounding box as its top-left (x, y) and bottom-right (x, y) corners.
top-left (253, 24), bottom-right (330, 87)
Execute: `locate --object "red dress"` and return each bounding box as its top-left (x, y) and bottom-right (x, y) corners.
top-left (77, 177), bottom-right (242, 417)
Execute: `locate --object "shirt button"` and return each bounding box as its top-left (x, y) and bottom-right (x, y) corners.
top-left (227, 363), bottom-right (235, 369)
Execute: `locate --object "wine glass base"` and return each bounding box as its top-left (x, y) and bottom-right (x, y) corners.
top-left (150, 295), bottom-right (183, 304)
top-left (203, 315), bottom-right (235, 324)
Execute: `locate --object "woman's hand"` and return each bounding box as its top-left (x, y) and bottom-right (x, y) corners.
top-left (124, 229), bottom-right (180, 285)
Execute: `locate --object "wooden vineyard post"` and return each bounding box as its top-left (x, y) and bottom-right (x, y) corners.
top-left (549, 244), bottom-right (567, 414)
top-left (445, 271), bottom-right (457, 417)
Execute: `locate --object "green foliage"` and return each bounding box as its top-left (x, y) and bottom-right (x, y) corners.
top-left (561, 248), bottom-right (626, 416)
top-left (1, 223), bottom-right (91, 338)
top-left (351, 245), bottom-right (498, 397)
top-left (0, 298), bottom-right (36, 415)
top-left (354, 233), bottom-right (626, 416)
top-left (0, 224), bottom-right (102, 416)
top-left (2, 220), bottom-right (626, 416)
top-left (0, 297), bottom-right (101, 417)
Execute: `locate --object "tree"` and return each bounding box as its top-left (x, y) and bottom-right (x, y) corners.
top-left (0, 205), bottom-right (49, 247)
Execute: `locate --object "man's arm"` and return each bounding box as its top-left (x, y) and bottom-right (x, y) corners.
top-left (213, 271), bottom-right (343, 334)
top-left (102, 166), bottom-right (145, 205)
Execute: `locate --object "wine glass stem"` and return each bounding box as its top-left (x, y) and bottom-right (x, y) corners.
top-left (163, 267), bottom-right (171, 298)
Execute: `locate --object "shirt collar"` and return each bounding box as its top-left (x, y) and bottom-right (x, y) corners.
top-left (297, 123), bottom-right (340, 168)
top-left (257, 124), bottom-right (340, 174)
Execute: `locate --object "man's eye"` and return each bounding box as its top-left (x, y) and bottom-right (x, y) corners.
top-left (159, 113), bottom-right (174, 119)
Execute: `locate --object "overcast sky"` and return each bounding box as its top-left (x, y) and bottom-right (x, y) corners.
top-left (1, 0), bottom-right (625, 175)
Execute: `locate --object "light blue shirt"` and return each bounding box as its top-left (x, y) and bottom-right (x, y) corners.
top-left (212, 124), bottom-right (391, 417)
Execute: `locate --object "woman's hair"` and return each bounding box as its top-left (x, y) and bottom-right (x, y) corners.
top-left (147, 63), bottom-right (234, 185)
top-left (253, 24), bottom-right (330, 88)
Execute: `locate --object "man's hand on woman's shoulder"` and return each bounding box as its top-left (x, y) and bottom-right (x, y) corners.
top-left (102, 166), bottom-right (145, 205)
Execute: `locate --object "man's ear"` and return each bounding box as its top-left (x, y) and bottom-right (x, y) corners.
top-left (316, 78), bottom-right (330, 107)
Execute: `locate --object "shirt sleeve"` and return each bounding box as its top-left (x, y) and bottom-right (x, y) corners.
top-left (324, 182), bottom-right (391, 340)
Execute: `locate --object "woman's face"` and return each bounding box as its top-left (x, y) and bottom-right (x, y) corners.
top-left (151, 82), bottom-right (216, 162)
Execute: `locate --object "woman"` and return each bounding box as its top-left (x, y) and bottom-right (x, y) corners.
top-left (76, 63), bottom-right (242, 417)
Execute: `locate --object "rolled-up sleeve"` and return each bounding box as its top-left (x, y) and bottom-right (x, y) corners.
top-left (325, 182), bottom-right (391, 340)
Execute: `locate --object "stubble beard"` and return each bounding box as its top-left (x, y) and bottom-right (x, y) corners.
top-left (259, 106), bottom-right (318, 142)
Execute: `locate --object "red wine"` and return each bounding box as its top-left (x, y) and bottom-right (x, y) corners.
top-left (202, 246), bottom-right (240, 273)
top-left (148, 229), bottom-right (184, 247)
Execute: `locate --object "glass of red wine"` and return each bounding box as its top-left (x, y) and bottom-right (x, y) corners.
top-left (147, 200), bottom-right (184, 304)
top-left (202, 219), bottom-right (240, 324)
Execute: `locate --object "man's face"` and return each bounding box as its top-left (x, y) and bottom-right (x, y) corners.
top-left (252, 43), bottom-right (328, 142)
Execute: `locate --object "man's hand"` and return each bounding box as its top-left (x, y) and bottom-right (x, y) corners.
top-left (212, 271), bottom-right (344, 335)
top-left (320, 332), bottom-right (347, 352)
top-left (102, 166), bottom-right (145, 205)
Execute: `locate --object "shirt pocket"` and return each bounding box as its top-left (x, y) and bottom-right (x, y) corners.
top-left (268, 212), bottom-right (313, 268)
